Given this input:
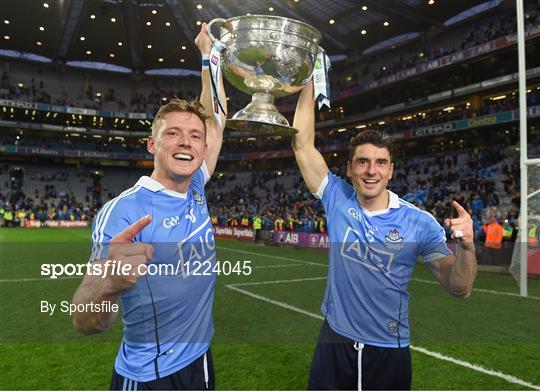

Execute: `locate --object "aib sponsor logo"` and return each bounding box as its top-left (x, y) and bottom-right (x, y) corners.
top-left (309, 234), bottom-right (329, 249)
top-left (278, 231), bottom-right (299, 244)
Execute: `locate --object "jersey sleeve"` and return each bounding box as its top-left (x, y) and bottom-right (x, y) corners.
top-left (89, 198), bottom-right (137, 262)
top-left (419, 214), bottom-right (454, 263)
top-left (191, 161), bottom-right (211, 194)
top-left (313, 171), bottom-right (354, 215)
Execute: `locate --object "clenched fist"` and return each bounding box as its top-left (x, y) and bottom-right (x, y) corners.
top-left (195, 22), bottom-right (212, 56)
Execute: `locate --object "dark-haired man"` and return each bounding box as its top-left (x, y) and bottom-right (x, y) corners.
top-left (292, 81), bottom-right (477, 390)
top-left (72, 23), bottom-right (226, 390)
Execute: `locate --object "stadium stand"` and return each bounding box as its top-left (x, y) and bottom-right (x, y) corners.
top-left (1, 3), bottom-right (537, 115)
top-left (1, 142), bottom-right (536, 254)
top-left (1, 87), bottom-right (538, 155)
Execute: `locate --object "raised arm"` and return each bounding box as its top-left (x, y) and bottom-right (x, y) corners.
top-left (427, 201), bottom-right (477, 297)
top-left (291, 80), bottom-right (329, 194)
top-left (196, 23), bottom-right (227, 177)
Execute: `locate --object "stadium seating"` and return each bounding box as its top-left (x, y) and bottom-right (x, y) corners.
top-left (1, 5), bottom-right (537, 115)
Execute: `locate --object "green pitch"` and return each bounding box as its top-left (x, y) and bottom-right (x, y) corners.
top-left (1, 228), bottom-right (539, 390)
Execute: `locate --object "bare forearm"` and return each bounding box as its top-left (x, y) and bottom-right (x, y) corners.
top-left (291, 82), bottom-right (328, 193)
top-left (292, 83), bottom-right (315, 152)
top-left (72, 274), bottom-right (119, 335)
top-left (200, 68), bottom-right (212, 118)
top-left (449, 246), bottom-right (477, 297)
top-left (200, 66), bottom-right (227, 124)
top-left (201, 67), bottom-right (226, 175)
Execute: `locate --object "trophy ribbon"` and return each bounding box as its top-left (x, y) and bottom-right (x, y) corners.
top-left (209, 40), bottom-right (227, 128)
top-left (313, 50), bottom-right (331, 110)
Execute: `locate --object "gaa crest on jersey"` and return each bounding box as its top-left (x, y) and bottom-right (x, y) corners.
top-left (388, 320), bottom-right (398, 333)
top-left (385, 228), bottom-right (403, 243)
top-left (193, 190), bottom-right (204, 205)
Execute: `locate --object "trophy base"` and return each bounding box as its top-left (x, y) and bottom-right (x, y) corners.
top-left (226, 119), bottom-right (298, 136)
top-left (225, 91), bottom-right (298, 136)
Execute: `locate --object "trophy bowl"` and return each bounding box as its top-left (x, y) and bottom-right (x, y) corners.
top-left (208, 15), bottom-right (323, 136)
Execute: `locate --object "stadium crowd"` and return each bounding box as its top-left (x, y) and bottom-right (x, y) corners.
top-left (221, 90), bottom-right (538, 154)
top-left (0, 69), bottom-right (201, 114)
top-left (0, 164), bottom-right (98, 226)
top-left (1, 89), bottom-right (537, 155)
top-left (0, 142), bottom-right (528, 248)
top-left (205, 143), bottom-right (524, 244)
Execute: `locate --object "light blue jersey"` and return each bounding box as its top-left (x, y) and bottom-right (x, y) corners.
top-left (90, 163), bottom-right (216, 382)
top-left (315, 172), bottom-right (452, 348)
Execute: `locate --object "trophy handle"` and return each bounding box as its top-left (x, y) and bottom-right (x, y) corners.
top-left (207, 18), bottom-right (228, 43)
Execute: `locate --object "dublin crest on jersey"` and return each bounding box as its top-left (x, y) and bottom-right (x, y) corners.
top-left (385, 228), bottom-right (403, 243)
top-left (193, 190), bottom-right (204, 205)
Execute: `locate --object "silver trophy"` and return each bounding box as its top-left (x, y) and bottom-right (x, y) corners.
top-left (208, 15), bottom-right (323, 136)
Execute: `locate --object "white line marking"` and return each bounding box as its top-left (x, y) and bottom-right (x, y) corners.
top-left (225, 284), bottom-right (540, 390)
top-left (412, 278), bottom-right (540, 300)
top-left (219, 246), bottom-right (539, 300)
top-left (2, 247), bottom-right (538, 303)
top-left (0, 276), bottom-right (80, 283)
top-left (254, 263), bottom-right (306, 269)
top-left (410, 346), bottom-right (540, 390)
top-left (226, 284), bottom-right (325, 320)
top-left (217, 246), bottom-right (327, 267)
top-left (230, 276), bottom-right (326, 287)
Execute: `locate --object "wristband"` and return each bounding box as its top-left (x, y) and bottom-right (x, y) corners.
top-left (202, 54), bottom-right (210, 68)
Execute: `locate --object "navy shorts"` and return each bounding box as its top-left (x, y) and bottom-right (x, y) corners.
top-left (110, 349), bottom-right (215, 390)
top-left (308, 320), bottom-right (411, 390)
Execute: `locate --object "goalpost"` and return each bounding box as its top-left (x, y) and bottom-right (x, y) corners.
top-left (508, 0), bottom-right (540, 297)
top-left (510, 160), bottom-right (540, 297)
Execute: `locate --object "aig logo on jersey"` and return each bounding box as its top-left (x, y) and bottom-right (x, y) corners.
top-left (385, 229), bottom-right (403, 243)
top-left (193, 191), bottom-right (204, 205)
top-left (341, 227), bottom-right (395, 275)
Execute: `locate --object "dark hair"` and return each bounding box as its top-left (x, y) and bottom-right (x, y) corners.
top-left (151, 98), bottom-right (209, 137)
top-left (348, 130), bottom-right (393, 161)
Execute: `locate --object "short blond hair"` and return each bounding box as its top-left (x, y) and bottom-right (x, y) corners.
top-left (151, 98), bottom-right (209, 138)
